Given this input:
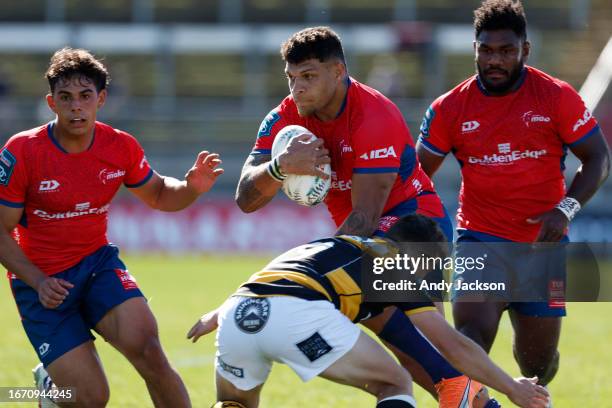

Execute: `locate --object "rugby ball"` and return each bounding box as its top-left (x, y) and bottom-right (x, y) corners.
top-left (271, 125), bottom-right (331, 207)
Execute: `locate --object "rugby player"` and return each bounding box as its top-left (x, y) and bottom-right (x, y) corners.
top-left (188, 215), bottom-right (549, 408)
top-left (234, 26), bottom-right (481, 403)
top-left (415, 0), bottom-right (610, 403)
top-left (0, 48), bottom-right (224, 407)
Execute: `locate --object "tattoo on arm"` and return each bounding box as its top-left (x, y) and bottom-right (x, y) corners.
top-left (235, 154), bottom-right (276, 211)
top-left (336, 210), bottom-right (377, 237)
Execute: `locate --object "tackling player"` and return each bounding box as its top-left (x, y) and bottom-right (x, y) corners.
top-left (0, 48), bottom-right (224, 407)
top-left (188, 215), bottom-right (549, 408)
top-left (415, 0), bottom-right (610, 404)
top-left (234, 26), bottom-right (479, 403)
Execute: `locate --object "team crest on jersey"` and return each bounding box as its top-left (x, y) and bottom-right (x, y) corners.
top-left (234, 297), bottom-right (270, 333)
top-left (419, 106), bottom-right (435, 138)
top-left (257, 111), bottom-right (281, 138)
top-left (0, 148), bottom-right (16, 186)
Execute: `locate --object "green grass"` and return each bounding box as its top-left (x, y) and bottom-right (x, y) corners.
top-left (1, 255), bottom-right (610, 407)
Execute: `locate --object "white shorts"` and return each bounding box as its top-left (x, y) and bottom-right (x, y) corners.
top-left (215, 295), bottom-right (361, 391)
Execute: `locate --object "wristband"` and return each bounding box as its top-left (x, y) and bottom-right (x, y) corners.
top-left (266, 156), bottom-right (287, 182)
top-left (555, 196), bottom-right (581, 221)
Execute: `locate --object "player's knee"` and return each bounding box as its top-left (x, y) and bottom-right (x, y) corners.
top-left (514, 348), bottom-right (559, 385)
top-left (212, 401), bottom-right (248, 408)
top-left (76, 383), bottom-right (110, 408)
top-left (369, 369), bottom-right (412, 399)
top-left (124, 336), bottom-right (171, 374)
top-left (140, 337), bottom-right (170, 370)
top-left (455, 320), bottom-right (496, 352)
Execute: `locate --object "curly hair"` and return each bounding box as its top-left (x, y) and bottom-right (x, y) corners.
top-left (45, 47), bottom-right (109, 93)
top-left (474, 0), bottom-right (527, 40)
top-left (280, 26), bottom-right (345, 65)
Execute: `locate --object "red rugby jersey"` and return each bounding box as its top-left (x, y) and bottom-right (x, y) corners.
top-left (418, 66), bottom-right (599, 242)
top-left (0, 121), bottom-right (153, 275)
top-left (253, 78), bottom-right (442, 227)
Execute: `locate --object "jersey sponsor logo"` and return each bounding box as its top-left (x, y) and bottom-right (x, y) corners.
top-left (549, 280), bottom-right (565, 308)
top-left (139, 156), bottom-right (148, 169)
top-left (359, 146), bottom-right (397, 160)
top-left (99, 168), bottom-right (126, 184)
top-left (217, 357), bottom-right (244, 378)
top-left (33, 203), bottom-right (110, 220)
top-left (234, 297), bottom-right (270, 334)
top-left (257, 110), bottom-right (281, 138)
top-left (412, 178), bottom-right (423, 194)
top-left (497, 143), bottom-right (511, 154)
top-left (39, 180), bottom-right (60, 192)
top-left (461, 120), bottom-right (480, 133)
top-left (377, 215), bottom-right (400, 233)
top-left (0, 148), bottom-right (16, 186)
top-left (522, 111), bottom-right (551, 127)
top-left (115, 268), bottom-right (138, 290)
top-left (339, 139), bottom-right (353, 154)
top-left (330, 171), bottom-right (352, 191)
top-left (468, 143), bottom-right (547, 166)
top-left (419, 106), bottom-right (435, 138)
top-left (38, 342), bottom-right (50, 357)
top-left (572, 108), bottom-right (593, 132)
top-left (296, 331), bottom-right (333, 362)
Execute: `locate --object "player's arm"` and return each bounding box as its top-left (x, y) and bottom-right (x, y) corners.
top-left (187, 306), bottom-right (221, 343)
top-left (336, 172), bottom-right (396, 236)
top-left (567, 128), bottom-right (610, 204)
top-left (415, 143), bottom-right (446, 177)
top-left (235, 135), bottom-right (330, 213)
top-left (415, 102), bottom-right (451, 177)
top-left (0, 206), bottom-right (73, 309)
top-left (528, 129), bottom-right (610, 242)
top-left (129, 151), bottom-right (224, 212)
top-left (409, 311), bottom-right (549, 407)
top-left (235, 152), bottom-right (281, 213)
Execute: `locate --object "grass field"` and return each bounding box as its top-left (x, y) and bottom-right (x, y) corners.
top-left (1, 254), bottom-right (610, 407)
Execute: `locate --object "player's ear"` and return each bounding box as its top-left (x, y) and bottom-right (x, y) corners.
top-left (334, 61), bottom-right (346, 81)
top-left (522, 40), bottom-right (531, 62)
top-left (46, 93), bottom-right (57, 114)
top-left (97, 89), bottom-right (107, 109)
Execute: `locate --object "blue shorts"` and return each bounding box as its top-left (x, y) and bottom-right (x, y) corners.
top-left (453, 229), bottom-right (567, 318)
top-left (10, 245), bottom-right (144, 367)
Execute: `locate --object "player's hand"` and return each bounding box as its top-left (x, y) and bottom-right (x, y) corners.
top-left (508, 377), bottom-right (549, 408)
top-left (36, 277), bottom-right (74, 309)
top-left (187, 308), bottom-right (220, 343)
top-left (527, 208), bottom-right (568, 242)
top-left (277, 134), bottom-right (330, 178)
top-left (184, 151), bottom-right (224, 194)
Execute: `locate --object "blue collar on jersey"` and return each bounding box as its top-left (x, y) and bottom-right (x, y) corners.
top-left (335, 76), bottom-right (352, 118)
top-left (47, 121), bottom-right (96, 154)
top-left (476, 66), bottom-right (527, 97)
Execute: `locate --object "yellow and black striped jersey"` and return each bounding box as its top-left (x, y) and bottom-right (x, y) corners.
top-left (235, 235), bottom-right (436, 323)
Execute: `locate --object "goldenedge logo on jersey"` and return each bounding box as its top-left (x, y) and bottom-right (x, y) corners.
top-left (330, 171), bottom-right (352, 191)
top-left (468, 143), bottom-right (547, 166)
top-left (34, 203), bottom-right (110, 220)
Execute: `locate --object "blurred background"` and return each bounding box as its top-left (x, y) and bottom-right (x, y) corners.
top-left (0, 0), bottom-right (610, 251)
